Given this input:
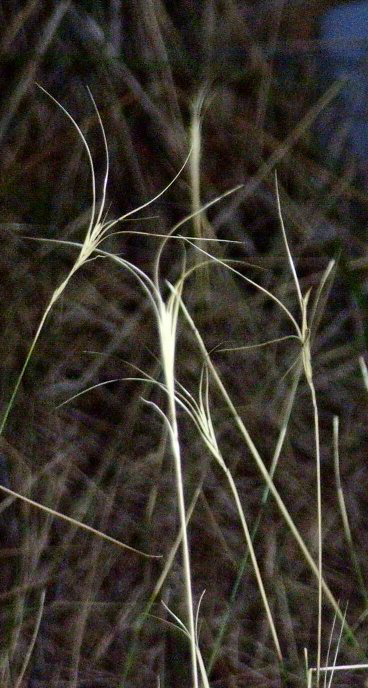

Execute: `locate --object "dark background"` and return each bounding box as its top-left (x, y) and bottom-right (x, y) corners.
top-left (1, 1), bottom-right (368, 686)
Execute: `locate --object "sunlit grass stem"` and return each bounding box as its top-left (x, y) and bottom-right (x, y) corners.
top-left (151, 274), bottom-right (199, 688)
top-left (275, 175), bottom-right (322, 686)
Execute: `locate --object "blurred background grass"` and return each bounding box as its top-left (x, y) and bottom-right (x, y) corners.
top-left (1, 1), bottom-right (368, 686)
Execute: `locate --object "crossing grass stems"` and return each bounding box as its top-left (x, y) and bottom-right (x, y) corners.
top-left (2, 87), bottom-right (368, 688)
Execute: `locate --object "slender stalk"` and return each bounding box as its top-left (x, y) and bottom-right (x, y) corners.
top-left (166, 395), bottom-right (198, 688)
top-left (0, 274), bottom-right (72, 435)
top-left (157, 285), bottom-right (199, 688)
top-left (223, 464), bottom-right (282, 660)
top-left (14, 590), bottom-right (45, 688)
top-left (0, 480), bottom-right (158, 557)
top-left (308, 377), bottom-right (322, 687)
top-left (276, 177), bottom-right (324, 686)
top-left (121, 485), bottom-right (202, 685)
top-left (333, 416), bottom-right (368, 607)
top-left (207, 360), bottom-right (303, 674)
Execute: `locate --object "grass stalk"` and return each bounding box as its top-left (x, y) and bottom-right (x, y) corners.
top-left (333, 416), bottom-right (368, 608)
top-left (149, 272), bottom-right (199, 688)
top-left (168, 364), bottom-right (283, 662)
top-left (308, 376), bottom-right (322, 687)
top-left (207, 360), bottom-right (303, 674)
top-left (178, 296), bottom-right (355, 645)
top-left (145, 398), bottom-right (199, 688)
top-left (160, 601), bottom-right (210, 688)
top-left (0, 276), bottom-right (72, 436)
top-left (121, 484), bottom-right (202, 685)
top-left (275, 176), bottom-right (322, 686)
top-left (14, 590), bottom-right (45, 688)
top-left (0, 481), bottom-right (158, 558)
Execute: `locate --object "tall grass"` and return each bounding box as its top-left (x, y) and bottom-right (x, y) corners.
top-left (3, 92), bottom-right (367, 687)
top-left (2, 3), bottom-right (368, 687)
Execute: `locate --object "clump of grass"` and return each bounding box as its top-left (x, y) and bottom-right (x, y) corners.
top-left (56, 213), bottom-right (357, 687)
top-left (3, 80), bottom-right (368, 688)
top-left (2, 86), bottom-right (243, 687)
